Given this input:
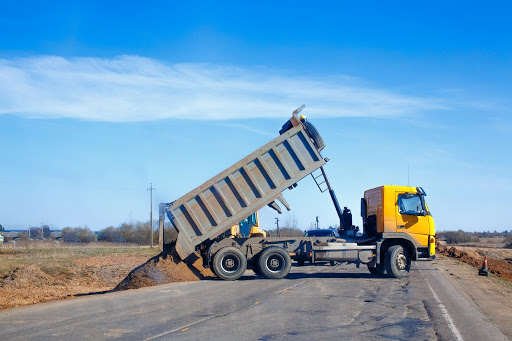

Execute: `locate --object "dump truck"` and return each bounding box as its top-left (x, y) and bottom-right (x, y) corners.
top-left (159, 105), bottom-right (435, 280)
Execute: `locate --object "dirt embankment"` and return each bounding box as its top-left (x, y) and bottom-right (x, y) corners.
top-left (0, 244), bottom-right (213, 310)
top-left (436, 243), bottom-right (512, 282)
top-left (115, 243), bottom-right (213, 291)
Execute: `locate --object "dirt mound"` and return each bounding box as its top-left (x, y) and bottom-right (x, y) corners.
top-left (1, 265), bottom-right (54, 289)
top-left (115, 244), bottom-right (213, 291)
top-left (437, 243), bottom-right (512, 282)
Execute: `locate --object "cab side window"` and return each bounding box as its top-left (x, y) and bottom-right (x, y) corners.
top-left (398, 194), bottom-right (425, 216)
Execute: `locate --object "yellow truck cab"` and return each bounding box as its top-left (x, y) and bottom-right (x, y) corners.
top-left (363, 185), bottom-right (435, 274)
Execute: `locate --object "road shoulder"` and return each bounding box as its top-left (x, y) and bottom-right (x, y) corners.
top-left (422, 256), bottom-right (512, 340)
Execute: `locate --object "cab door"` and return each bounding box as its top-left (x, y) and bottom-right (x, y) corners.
top-left (395, 191), bottom-right (430, 247)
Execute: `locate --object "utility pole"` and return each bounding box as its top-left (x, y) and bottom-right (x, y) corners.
top-left (275, 217), bottom-right (280, 237)
top-left (316, 216), bottom-right (319, 229)
top-left (147, 183), bottom-right (156, 248)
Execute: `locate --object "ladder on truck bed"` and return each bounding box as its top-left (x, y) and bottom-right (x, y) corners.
top-left (158, 106), bottom-right (329, 258)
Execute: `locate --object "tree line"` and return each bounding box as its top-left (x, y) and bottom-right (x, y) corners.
top-left (58, 222), bottom-right (179, 245)
top-left (437, 229), bottom-right (512, 245)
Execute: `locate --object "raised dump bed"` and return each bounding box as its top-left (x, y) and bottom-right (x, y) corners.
top-left (160, 107), bottom-right (327, 259)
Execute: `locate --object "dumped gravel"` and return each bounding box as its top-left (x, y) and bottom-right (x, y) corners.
top-left (115, 243), bottom-right (213, 291)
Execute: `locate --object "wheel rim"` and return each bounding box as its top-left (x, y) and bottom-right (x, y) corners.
top-left (266, 253), bottom-right (285, 273)
top-left (221, 254), bottom-right (241, 273)
top-left (396, 253), bottom-right (407, 270)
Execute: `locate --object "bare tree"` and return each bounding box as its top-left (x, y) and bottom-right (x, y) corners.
top-left (267, 213), bottom-right (303, 237)
top-left (282, 214), bottom-right (299, 230)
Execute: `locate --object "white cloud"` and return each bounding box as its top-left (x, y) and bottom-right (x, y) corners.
top-left (0, 55), bottom-right (446, 121)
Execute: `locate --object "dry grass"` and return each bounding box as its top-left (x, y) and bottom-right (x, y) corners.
top-left (0, 243), bottom-right (158, 277)
top-left (0, 243), bottom-right (160, 310)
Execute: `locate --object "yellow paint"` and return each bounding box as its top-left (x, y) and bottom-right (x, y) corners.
top-left (181, 328), bottom-right (189, 332)
top-left (229, 211), bottom-right (267, 238)
top-left (255, 301), bottom-right (260, 304)
top-left (364, 185), bottom-right (434, 253)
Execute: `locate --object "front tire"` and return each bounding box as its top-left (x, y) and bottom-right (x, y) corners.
top-left (212, 246), bottom-right (247, 281)
top-left (385, 245), bottom-right (411, 278)
top-left (258, 247), bottom-right (292, 279)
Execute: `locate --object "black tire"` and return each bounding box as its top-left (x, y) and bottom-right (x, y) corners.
top-left (253, 265), bottom-right (262, 275)
top-left (258, 247), bottom-right (292, 279)
top-left (330, 260), bottom-right (336, 266)
top-left (297, 259), bottom-right (305, 267)
top-left (209, 262), bottom-right (218, 278)
top-left (385, 245), bottom-right (411, 278)
top-left (367, 263), bottom-right (385, 275)
top-left (212, 246), bottom-right (247, 281)
top-left (303, 121), bottom-right (325, 151)
top-left (252, 256), bottom-right (262, 276)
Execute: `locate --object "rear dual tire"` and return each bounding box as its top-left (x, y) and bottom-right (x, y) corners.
top-left (258, 247), bottom-right (292, 279)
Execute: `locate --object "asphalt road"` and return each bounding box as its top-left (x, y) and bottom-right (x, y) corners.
top-left (0, 262), bottom-right (508, 341)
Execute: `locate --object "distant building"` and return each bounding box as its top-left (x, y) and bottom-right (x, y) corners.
top-left (50, 231), bottom-right (62, 240)
top-left (1, 227), bottom-right (62, 242)
top-left (3, 231), bottom-right (24, 242)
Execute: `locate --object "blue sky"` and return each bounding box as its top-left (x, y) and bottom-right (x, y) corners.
top-left (0, 1), bottom-right (511, 232)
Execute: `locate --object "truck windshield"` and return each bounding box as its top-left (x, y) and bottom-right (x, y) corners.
top-left (398, 194), bottom-right (426, 216)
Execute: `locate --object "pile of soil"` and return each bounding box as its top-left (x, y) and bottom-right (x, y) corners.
top-left (115, 243), bottom-right (213, 291)
top-left (1, 265), bottom-right (55, 289)
top-left (436, 243), bottom-right (512, 282)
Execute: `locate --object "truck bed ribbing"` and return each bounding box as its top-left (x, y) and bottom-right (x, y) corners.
top-left (163, 110), bottom-right (327, 259)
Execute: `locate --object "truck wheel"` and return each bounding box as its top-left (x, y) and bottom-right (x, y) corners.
top-left (297, 260), bottom-right (305, 267)
top-left (252, 256), bottom-right (262, 276)
top-left (258, 247), bottom-right (292, 279)
top-left (385, 245), bottom-right (411, 278)
top-left (367, 263), bottom-right (385, 275)
top-left (212, 246), bottom-right (247, 281)
top-left (209, 262), bottom-right (219, 278)
top-left (303, 121), bottom-right (325, 151)
top-left (253, 265), bottom-right (262, 276)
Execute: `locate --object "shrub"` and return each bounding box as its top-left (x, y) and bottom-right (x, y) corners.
top-left (61, 226), bottom-right (96, 243)
top-left (439, 230), bottom-right (472, 244)
top-left (266, 227), bottom-right (304, 237)
top-left (97, 221), bottom-right (161, 245)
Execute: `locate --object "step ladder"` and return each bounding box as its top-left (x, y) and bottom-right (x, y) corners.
top-left (311, 169), bottom-right (329, 193)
